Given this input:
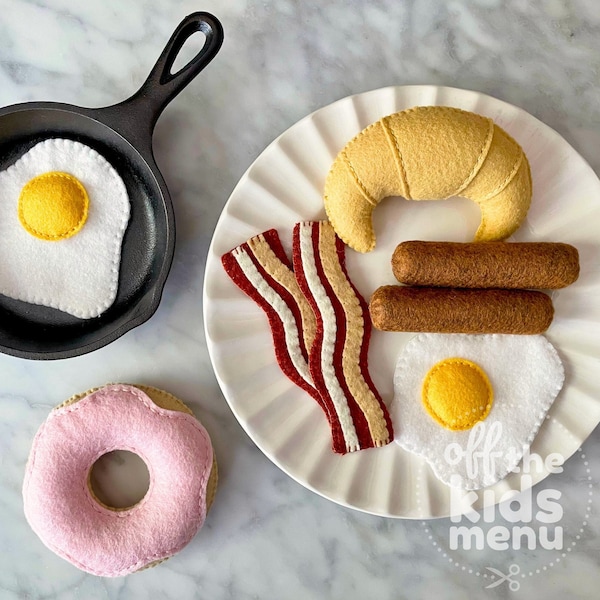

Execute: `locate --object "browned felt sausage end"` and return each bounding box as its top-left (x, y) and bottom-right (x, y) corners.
top-left (369, 286), bottom-right (554, 334)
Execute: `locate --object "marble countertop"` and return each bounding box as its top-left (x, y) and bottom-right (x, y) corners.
top-left (1, 0), bottom-right (599, 598)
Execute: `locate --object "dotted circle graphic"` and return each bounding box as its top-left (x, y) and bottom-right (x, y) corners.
top-left (418, 417), bottom-right (593, 585)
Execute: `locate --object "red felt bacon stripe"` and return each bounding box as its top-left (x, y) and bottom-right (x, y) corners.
top-left (222, 229), bottom-right (347, 453)
top-left (293, 222), bottom-right (361, 452)
top-left (293, 221), bottom-right (394, 452)
top-left (222, 224), bottom-right (392, 455)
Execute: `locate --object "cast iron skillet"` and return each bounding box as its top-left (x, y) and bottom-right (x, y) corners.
top-left (0, 12), bottom-right (223, 360)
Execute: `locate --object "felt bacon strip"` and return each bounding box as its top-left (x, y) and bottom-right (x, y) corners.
top-left (293, 221), bottom-right (394, 452)
top-left (221, 229), bottom-right (347, 453)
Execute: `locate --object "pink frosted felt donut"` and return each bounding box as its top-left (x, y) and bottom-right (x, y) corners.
top-left (23, 384), bottom-right (215, 577)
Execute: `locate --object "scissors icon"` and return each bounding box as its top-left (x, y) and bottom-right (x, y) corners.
top-left (485, 564), bottom-right (520, 591)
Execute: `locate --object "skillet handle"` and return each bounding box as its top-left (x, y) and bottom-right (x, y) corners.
top-left (138, 12), bottom-right (224, 118)
top-left (97, 12), bottom-right (223, 145)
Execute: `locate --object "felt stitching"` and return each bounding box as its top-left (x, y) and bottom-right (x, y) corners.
top-left (0, 138), bottom-right (130, 318)
top-left (392, 333), bottom-right (565, 490)
top-left (293, 221), bottom-right (393, 452)
top-left (292, 222), bottom-right (355, 452)
top-left (318, 222), bottom-right (392, 446)
top-left (52, 385), bottom-right (190, 422)
top-left (240, 244), bottom-right (313, 383)
top-left (33, 534), bottom-right (195, 578)
top-left (223, 225), bottom-right (390, 454)
top-left (77, 387), bottom-right (195, 522)
top-left (22, 423), bottom-right (48, 517)
top-left (421, 358), bottom-right (493, 430)
top-left (24, 384), bottom-right (213, 577)
top-left (122, 385), bottom-right (217, 517)
top-left (306, 222), bottom-right (373, 451)
top-left (334, 232), bottom-right (395, 447)
top-left (476, 151), bottom-right (528, 240)
top-left (380, 117), bottom-right (411, 199)
top-left (323, 106), bottom-right (532, 252)
top-left (324, 195), bottom-right (376, 252)
top-left (17, 171), bottom-right (89, 240)
top-left (4, 139), bottom-right (101, 177)
top-left (480, 147), bottom-right (525, 203)
top-left (233, 247), bottom-right (313, 384)
top-left (222, 240), bottom-right (326, 407)
top-left (82, 444), bottom-right (156, 518)
top-left (341, 150), bottom-right (379, 207)
top-left (248, 234), bottom-right (316, 354)
top-left (290, 225), bottom-right (354, 453)
top-left (450, 118), bottom-right (495, 199)
top-left (223, 231), bottom-right (345, 452)
top-left (296, 222), bottom-right (360, 452)
top-left (49, 385), bottom-right (213, 510)
top-left (407, 401), bottom-right (548, 484)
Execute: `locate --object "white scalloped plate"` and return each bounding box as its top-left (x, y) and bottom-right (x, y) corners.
top-left (203, 85), bottom-right (600, 518)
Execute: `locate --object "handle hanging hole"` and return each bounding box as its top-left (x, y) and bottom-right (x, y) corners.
top-left (170, 30), bottom-right (207, 76)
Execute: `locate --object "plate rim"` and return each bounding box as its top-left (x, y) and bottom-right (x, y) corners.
top-left (203, 84), bottom-right (600, 519)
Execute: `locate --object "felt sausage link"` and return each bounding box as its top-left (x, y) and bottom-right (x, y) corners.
top-left (392, 241), bottom-right (580, 289)
top-left (369, 286), bottom-right (554, 334)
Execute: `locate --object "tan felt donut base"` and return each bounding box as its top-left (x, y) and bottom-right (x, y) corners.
top-left (57, 384), bottom-right (218, 572)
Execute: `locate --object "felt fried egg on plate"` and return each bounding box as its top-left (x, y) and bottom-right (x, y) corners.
top-left (0, 139), bottom-right (130, 319)
top-left (392, 333), bottom-right (564, 490)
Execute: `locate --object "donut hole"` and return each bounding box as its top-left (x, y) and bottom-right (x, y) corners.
top-left (89, 450), bottom-right (150, 510)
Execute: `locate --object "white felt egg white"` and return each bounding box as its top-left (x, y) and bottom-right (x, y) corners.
top-left (392, 333), bottom-right (565, 490)
top-left (0, 139), bottom-right (130, 318)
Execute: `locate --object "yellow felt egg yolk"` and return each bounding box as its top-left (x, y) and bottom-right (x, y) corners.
top-left (422, 358), bottom-right (493, 431)
top-left (18, 171), bottom-right (89, 241)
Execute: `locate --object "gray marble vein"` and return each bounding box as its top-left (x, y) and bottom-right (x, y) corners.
top-left (0, 0), bottom-right (599, 598)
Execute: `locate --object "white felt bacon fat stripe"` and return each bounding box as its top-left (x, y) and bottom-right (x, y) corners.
top-left (317, 222), bottom-right (393, 447)
top-left (222, 225), bottom-right (393, 455)
top-left (221, 230), bottom-right (347, 454)
top-left (232, 247), bottom-right (312, 386)
top-left (294, 222), bottom-right (361, 452)
top-left (247, 234), bottom-right (316, 358)
top-left (293, 221), bottom-right (393, 452)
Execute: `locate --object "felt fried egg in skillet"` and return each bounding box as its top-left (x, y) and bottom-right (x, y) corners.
top-left (392, 333), bottom-right (565, 490)
top-left (0, 139), bottom-right (130, 318)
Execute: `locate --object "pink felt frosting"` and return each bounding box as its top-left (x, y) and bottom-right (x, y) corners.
top-left (23, 384), bottom-right (213, 577)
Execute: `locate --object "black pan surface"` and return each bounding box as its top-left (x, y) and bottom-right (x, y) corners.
top-left (0, 12), bottom-right (223, 360)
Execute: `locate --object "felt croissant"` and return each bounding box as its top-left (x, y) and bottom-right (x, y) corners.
top-left (324, 106), bottom-right (532, 253)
